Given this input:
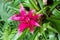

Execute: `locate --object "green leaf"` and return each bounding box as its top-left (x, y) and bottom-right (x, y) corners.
top-left (48, 18), bottom-right (60, 33)
top-left (22, 0), bottom-right (35, 9)
top-left (52, 9), bottom-right (60, 17)
top-left (0, 1), bottom-right (15, 21)
top-left (47, 8), bottom-right (60, 33)
top-left (58, 34), bottom-right (60, 40)
top-left (48, 32), bottom-right (57, 40)
top-left (9, 28), bottom-right (17, 40)
top-left (37, 0), bottom-right (48, 17)
top-left (17, 29), bottom-right (29, 40)
top-left (50, 1), bottom-right (60, 11)
top-left (38, 0), bottom-right (43, 9)
top-left (29, 0), bottom-right (39, 11)
top-left (13, 0), bottom-right (20, 7)
top-left (30, 30), bottom-right (39, 40)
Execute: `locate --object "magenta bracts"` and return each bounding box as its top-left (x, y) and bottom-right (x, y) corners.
top-left (10, 3), bottom-right (41, 33)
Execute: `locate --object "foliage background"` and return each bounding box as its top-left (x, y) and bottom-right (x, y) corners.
top-left (0, 0), bottom-right (60, 40)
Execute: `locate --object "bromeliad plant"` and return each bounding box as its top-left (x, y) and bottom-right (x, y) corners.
top-left (10, 3), bottom-right (41, 34)
top-left (0, 0), bottom-right (60, 40)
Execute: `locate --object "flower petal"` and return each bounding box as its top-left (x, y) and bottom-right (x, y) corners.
top-left (18, 22), bottom-right (27, 32)
top-left (20, 3), bottom-right (26, 16)
top-left (30, 20), bottom-right (40, 27)
top-left (33, 14), bottom-right (42, 20)
top-left (29, 25), bottom-right (34, 33)
top-left (9, 14), bottom-right (20, 21)
top-left (28, 10), bottom-right (35, 18)
top-left (25, 17), bottom-right (30, 23)
top-left (9, 14), bottom-right (24, 21)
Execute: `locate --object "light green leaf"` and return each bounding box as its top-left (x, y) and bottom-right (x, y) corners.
top-left (17, 29), bottom-right (29, 40)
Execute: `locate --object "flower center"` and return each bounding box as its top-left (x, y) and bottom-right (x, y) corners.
top-left (25, 17), bottom-right (30, 23)
top-left (32, 14), bottom-right (35, 16)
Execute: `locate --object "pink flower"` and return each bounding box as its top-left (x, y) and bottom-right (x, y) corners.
top-left (10, 3), bottom-right (41, 33)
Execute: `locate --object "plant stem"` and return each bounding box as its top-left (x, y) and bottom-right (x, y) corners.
top-left (36, 7), bottom-right (47, 14)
